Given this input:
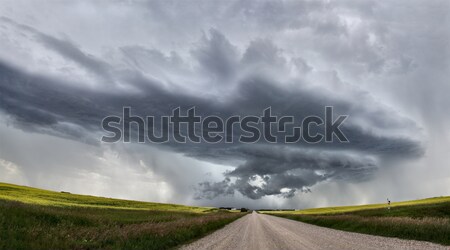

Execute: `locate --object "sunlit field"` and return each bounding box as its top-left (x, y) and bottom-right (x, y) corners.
top-left (0, 183), bottom-right (244, 249)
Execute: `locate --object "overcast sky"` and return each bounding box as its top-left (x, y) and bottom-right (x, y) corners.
top-left (0, 0), bottom-right (449, 209)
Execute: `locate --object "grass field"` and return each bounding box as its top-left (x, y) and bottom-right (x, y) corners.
top-left (261, 196), bottom-right (450, 245)
top-left (261, 196), bottom-right (450, 215)
top-left (0, 182), bottom-right (212, 212)
top-left (0, 183), bottom-right (244, 249)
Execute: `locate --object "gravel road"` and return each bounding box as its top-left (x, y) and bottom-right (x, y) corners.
top-left (181, 211), bottom-right (448, 250)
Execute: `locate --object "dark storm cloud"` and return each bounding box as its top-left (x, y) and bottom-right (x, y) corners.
top-left (0, 59), bottom-right (422, 154)
top-left (0, 11), bottom-right (425, 200)
top-left (194, 145), bottom-right (377, 199)
top-left (0, 64), bottom-right (422, 199)
top-left (196, 177), bottom-right (235, 200)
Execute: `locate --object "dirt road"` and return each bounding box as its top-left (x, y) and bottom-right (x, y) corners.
top-left (181, 211), bottom-right (447, 250)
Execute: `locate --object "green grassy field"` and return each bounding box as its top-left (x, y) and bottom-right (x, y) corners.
top-left (261, 196), bottom-right (450, 245)
top-left (261, 196), bottom-right (450, 215)
top-left (0, 183), bottom-right (244, 249)
top-left (0, 182), bottom-right (211, 212)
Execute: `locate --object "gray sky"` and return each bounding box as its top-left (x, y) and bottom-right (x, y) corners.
top-left (0, 0), bottom-right (449, 209)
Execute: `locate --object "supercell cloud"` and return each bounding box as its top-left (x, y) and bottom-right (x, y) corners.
top-left (0, 1), bottom-right (449, 208)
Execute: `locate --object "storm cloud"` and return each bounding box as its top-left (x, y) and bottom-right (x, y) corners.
top-left (0, 0), bottom-right (448, 207)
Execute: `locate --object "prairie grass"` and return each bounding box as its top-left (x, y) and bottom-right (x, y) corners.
top-left (266, 199), bottom-right (450, 245)
top-left (261, 196), bottom-right (450, 215)
top-left (0, 183), bottom-right (244, 249)
top-left (0, 182), bottom-right (211, 212)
